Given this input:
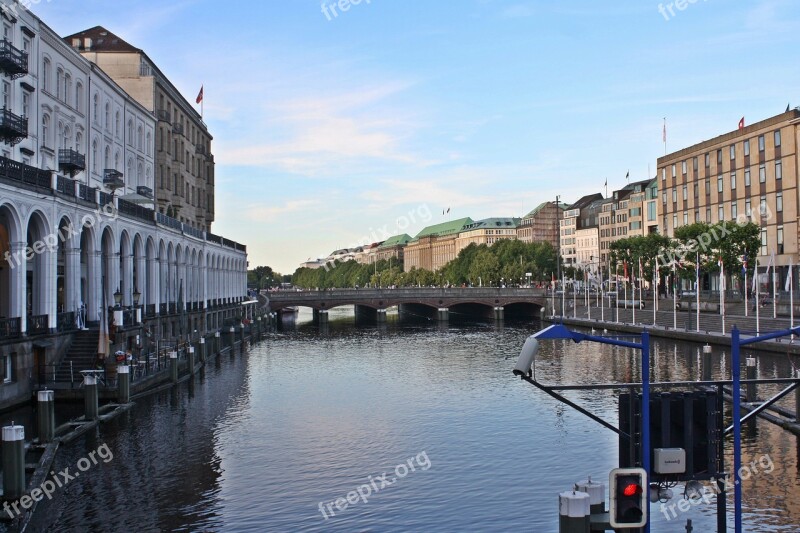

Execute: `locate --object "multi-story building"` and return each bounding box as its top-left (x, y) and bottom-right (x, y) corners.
top-left (64, 26), bottom-right (214, 231)
top-left (403, 218), bottom-right (472, 272)
top-left (455, 217), bottom-right (519, 254)
top-left (375, 234), bottom-right (411, 264)
top-left (657, 109), bottom-right (799, 285)
top-left (0, 2), bottom-right (247, 410)
top-left (575, 227), bottom-right (599, 273)
top-left (624, 179), bottom-right (651, 238)
top-left (517, 202), bottom-right (564, 249)
top-left (560, 194), bottom-right (602, 266)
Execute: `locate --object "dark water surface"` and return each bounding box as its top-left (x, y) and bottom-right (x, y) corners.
top-left (23, 309), bottom-right (800, 532)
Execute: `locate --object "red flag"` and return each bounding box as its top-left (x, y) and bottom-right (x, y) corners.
top-left (738, 117), bottom-right (744, 130)
top-left (624, 261), bottom-right (628, 280)
top-left (196, 85), bottom-right (204, 104)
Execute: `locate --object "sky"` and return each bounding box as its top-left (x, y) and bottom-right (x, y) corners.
top-left (31, 0), bottom-right (800, 274)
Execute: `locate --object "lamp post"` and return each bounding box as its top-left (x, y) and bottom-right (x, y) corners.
top-left (113, 287), bottom-right (122, 309)
top-left (133, 287), bottom-right (141, 324)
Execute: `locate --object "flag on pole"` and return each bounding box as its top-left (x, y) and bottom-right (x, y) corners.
top-left (446, 207), bottom-right (450, 214)
top-left (718, 256), bottom-right (725, 291)
top-left (662, 120), bottom-right (666, 143)
top-left (786, 103), bottom-right (791, 113)
top-left (751, 256), bottom-right (758, 294)
top-left (695, 253), bottom-right (700, 290)
top-left (738, 117), bottom-right (745, 130)
top-left (196, 85), bottom-right (204, 104)
top-left (786, 258), bottom-right (793, 292)
top-left (623, 260), bottom-right (628, 281)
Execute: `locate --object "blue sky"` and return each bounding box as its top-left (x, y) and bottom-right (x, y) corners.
top-left (32, 0), bottom-right (800, 273)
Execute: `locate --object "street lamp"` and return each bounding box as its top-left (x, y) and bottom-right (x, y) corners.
top-left (133, 287), bottom-right (141, 307)
top-left (113, 287), bottom-right (122, 309)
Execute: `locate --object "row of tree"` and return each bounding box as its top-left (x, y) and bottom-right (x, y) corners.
top-left (259, 221), bottom-right (762, 291)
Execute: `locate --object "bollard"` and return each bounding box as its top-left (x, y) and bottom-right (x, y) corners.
top-left (796, 369), bottom-right (800, 422)
top-left (199, 337), bottom-right (206, 363)
top-left (37, 390), bottom-right (55, 443)
top-left (215, 330), bottom-right (220, 355)
top-left (170, 352), bottom-right (178, 383)
top-left (229, 326), bottom-right (236, 350)
top-left (746, 358), bottom-right (757, 403)
top-left (702, 344), bottom-right (712, 382)
top-left (84, 373), bottom-right (98, 420)
top-left (117, 365), bottom-right (130, 404)
top-left (576, 477), bottom-right (605, 515)
top-left (188, 346), bottom-right (196, 375)
top-left (377, 309), bottom-right (387, 323)
top-left (494, 306), bottom-right (504, 321)
top-left (559, 490), bottom-right (591, 533)
top-left (686, 518), bottom-right (693, 532)
top-left (2, 425), bottom-right (25, 500)
top-left (437, 308), bottom-right (449, 322)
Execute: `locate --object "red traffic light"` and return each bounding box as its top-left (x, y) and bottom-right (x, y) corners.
top-left (623, 483), bottom-right (642, 497)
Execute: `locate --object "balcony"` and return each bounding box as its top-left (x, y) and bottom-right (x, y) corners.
top-left (56, 175), bottom-right (76, 196)
top-left (136, 185), bottom-right (153, 199)
top-left (0, 39), bottom-right (28, 78)
top-left (103, 168), bottom-right (124, 190)
top-left (0, 107), bottom-right (27, 146)
top-left (58, 148), bottom-right (85, 176)
top-left (172, 123), bottom-right (184, 136)
top-left (156, 109), bottom-right (171, 123)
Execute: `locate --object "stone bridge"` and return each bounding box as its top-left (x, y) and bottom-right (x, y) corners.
top-left (267, 287), bottom-right (549, 322)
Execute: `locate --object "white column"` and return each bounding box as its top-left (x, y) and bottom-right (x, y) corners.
top-left (121, 252), bottom-right (133, 306)
top-left (135, 253), bottom-right (146, 306)
top-left (88, 250), bottom-right (102, 323)
top-left (159, 257), bottom-right (167, 307)
top-left (64, 247), bottom-right (81, 318)
top-left (9, 242), bottom-right (26, 332)
top-left (105, 252), bottom-right (120, 310)
top-left (42, 239), bottom-right (57, 330)
top-left (148, 255), bottom-right (159, 311)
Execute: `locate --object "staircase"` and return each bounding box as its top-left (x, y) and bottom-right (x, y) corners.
top-left (53, 329), bottom-right (100, 385)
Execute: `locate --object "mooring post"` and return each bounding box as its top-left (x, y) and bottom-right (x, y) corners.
top-left (702, 344), bottom-right (712, 382)
top-left (188, 346), bottom-right (196, 375)
top-left (746, 358), bottom-right (757, 403)
top-left (117, 365), bottom-right (130, 404)
top-left (796, 369), bottom-right (800, 423)
top-left (558, 490), bottom-right (590, 533)
top-left (170, 352), bottom-right (178, 384)
top-left (576, 477), bottom-right (605, 515)
top-left (2, 425), bottom-right (25, 501)
top-left (686, 519), bottom-right (693, 532)
top-left (214, 330), bottom-right (220, 355)
top-left (199, 337), bottom-right (206, 363)
top-left (84, 373), bottom-right (98, 420)
top-left (37, 390), bottom-right (55, 443)
top-left (228, 326), bottom-right (236, 350)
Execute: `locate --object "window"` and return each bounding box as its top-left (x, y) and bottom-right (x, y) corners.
top-left (92, 140), bottom-right (98, 172)
top-left (647, 202), bottom-right (656, 221)
top-left (744, 139), bottom-right (750, 156)
top-left (115, 111), bottom-right (121, 138)
top-left (775, 160), bottom-right (782, 180)
top-left (682, 161), bottom-right (687, 174)
top-left (758, 135), bottom-right (765, 152)
top-left (731, 202), bottom-right (737, 219)
top-left (778, 226), bottom-right (784, 254)
top-left (760, 228), bottom-right (767, 256)
top-left (694, 183), bottom-right (698, 198)
top-left (716, 149), bottom-right (722, 165)
top-left (671, 164), bottom-right (676, 178)
top-left (745, 168), bottom-right (751, 186)
top-left (745, 198), bottom-right (751, 217)
top-left (705, 153), bottom-right (710, 167)
top-left (661, 168), bottom-right (666, 181)
top-left (682, 185), bottom-right (687, 201)
top-left (693, 157), bottom-right (698, 173)
top-left (719, 206), bottom-right (724, 221)
top-left (777, 192), bottom-right (783, 212)
top-left (146, 132), bottom-right (151, 156)
top-left (775, 130), bottom-right (781, 148)
top-left (21, 91), bottom-right (29, 118)
top-left (2, 80), bottom-right (9, 109)
top-left (127, 119), bottom-right (134, 144)
top-left (93, 94), bottom-right (98, 123)
top-left (56, 67), bottom-right (63, 99)
top-left (672, 189), bottom-right (677, 202)
top-left (41, 114), bottom-right (50, 147)
top-left (104, 102), bottom-right (110, 130)
top-left (730, 172), bottom-right (736, 190)
top-left (137, 125), bottom-right (143, 150)
top-left (730, 145), bottom-right (735, 160)
top-left (64, 73), bottom-right (71, 104)
top-left (673, 214), bottom-right (677, 230)
top-left (694, 210), bottom-right (699, 222)
top-left (104, 145), bottom-right (110, 169)
top-left (759, 164), bottom-right (766, 183)
top-left (759, 196), bottom-right (767, 218)
top-left (683, 213), bottom-right (688, 225)
top-left (706, 208), bottom-right (711, 223)
top-left (1, 353), bottom-right (12, 383)
top-left (717, 175), bottom-right (723, 193)
top-left (75, 82), bottom-right (83, 112)
top-left (705, 179), bottom-right (710, 194)
top-left (43, 58), bottom-right (51, 91)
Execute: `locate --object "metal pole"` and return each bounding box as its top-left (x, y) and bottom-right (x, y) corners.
top-left (732, 326), bottom-right (742, 533)
top-left (170, 351), bottom-right (178, 383)
top-left (84, 373), bottom-right (98, 420)
top-left (2, 424), bottom-right (25, 500)
top-left (199, 336), bottom-right (206, 363)
top-left (37, 390), bottom-right (55, 443)
top-left (188, 346), bottom-right (196, 375)
top-left (746, 358), bottom-right (757, 403)
top-left (641, 330), bottom-right (651, 533)
top-left (744, 271), bottom-right (748, 317)
top-left (702, 344), bottom-right (712, 382)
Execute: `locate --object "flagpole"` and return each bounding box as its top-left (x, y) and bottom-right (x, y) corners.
top-left (653, 257), bottom-right (657, 326)
top-left (720, 260), bottom-right (725, 334)
top-left (696, 252), bottom-right (700, 333)
top-left (772, 256), bottom-right (777, 319)
top-left (663, 117), bottom-right (667, 155)
top-left (756, 257), bottom-right (760, 336)
top-left (744, 267), bottom-right (748, 318)
top-left (790, 260), bottom-right (794, 341)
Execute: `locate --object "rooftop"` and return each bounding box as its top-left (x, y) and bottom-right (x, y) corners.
top-left (379, 234), bottom-right (412, 248)
top-left (414, 217), bottom-right (474, 239)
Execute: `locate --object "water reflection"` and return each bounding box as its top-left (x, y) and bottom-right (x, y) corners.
top-left (19, 308), bottom-right (800, 531)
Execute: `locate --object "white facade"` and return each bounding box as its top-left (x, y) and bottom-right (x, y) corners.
top-left (0, 1), bottom-right (246, 334)
top-left (575, 227), bottom-right (599, 272)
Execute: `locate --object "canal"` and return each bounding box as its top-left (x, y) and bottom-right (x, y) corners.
top-left (21, 308), bottom-right (800, 531)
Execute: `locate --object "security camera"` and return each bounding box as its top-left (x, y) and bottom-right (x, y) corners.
top-left (513, 336), bottom-right (539, 377)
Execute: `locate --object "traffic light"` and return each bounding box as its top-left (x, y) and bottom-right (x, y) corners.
top-left (610, 467), bottom-right (648, 528)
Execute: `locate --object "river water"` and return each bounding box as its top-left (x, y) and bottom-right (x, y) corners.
top-left (23, 308), bottom-right (800, 532)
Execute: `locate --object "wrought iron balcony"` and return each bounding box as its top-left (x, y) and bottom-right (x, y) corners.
top-left (172, 123), bottom-right (184, 136)
top-left (156, 109), bottom-right (171, 123)
top-left (0, 107), bottom-right (27, 145)
top-left (0, 39), bottom-right (28, 78)
top-left (103, 168), bottom-right (124, 190)
top-left (58, 148), bottom-right (85, 176)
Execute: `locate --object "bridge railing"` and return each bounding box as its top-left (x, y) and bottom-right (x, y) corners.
top-left (267, 287), bottom-right (548, 301)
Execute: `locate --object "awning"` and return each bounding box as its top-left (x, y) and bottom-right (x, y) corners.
top-left (119, 193), bottom-right (155, 205)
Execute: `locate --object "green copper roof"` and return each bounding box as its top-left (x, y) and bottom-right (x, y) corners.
top-left (463, 217), bottom-right (521, 230)
top-left (378, 234), bottom-right (412, 248)
top-left (414, 217), bottom-right (473, 239)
